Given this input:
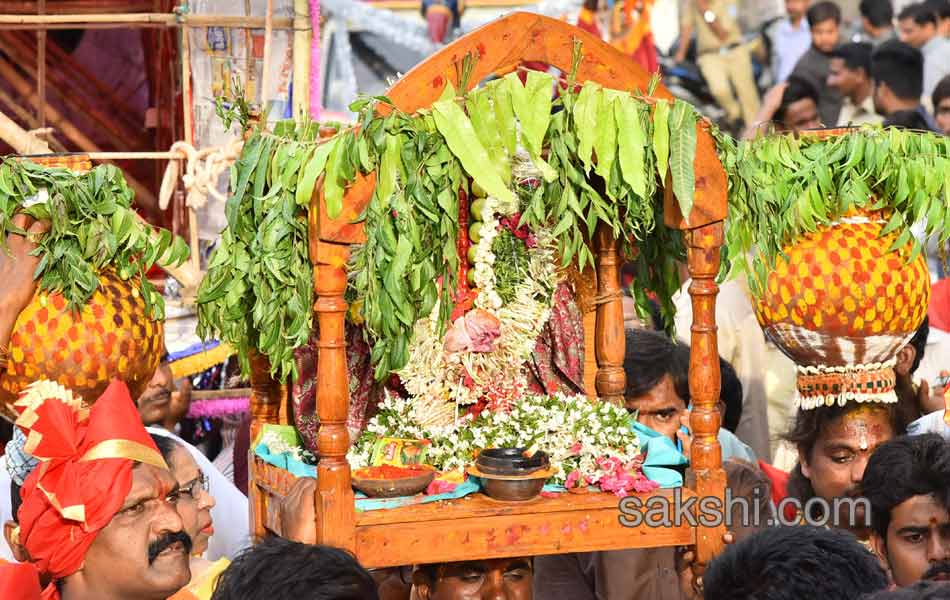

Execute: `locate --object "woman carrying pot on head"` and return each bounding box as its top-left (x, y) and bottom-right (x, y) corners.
top-left (151, 434), bottom-right (229, 600)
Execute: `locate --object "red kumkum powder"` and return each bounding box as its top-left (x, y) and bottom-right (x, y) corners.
top-left (355, 465), bottom-right (430, 480)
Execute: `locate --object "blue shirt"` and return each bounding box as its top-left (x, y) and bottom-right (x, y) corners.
top-left (770, 17), bottom-right (812, 83)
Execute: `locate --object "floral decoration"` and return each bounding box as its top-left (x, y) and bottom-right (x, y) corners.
top-left (396, 192), bottom-right (560, 428)
top-left (348, 392), bottom-right (657, 496)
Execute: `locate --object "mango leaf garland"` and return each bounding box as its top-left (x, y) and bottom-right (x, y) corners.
top-left (0, 160), bottom-right (189, 320)
top-left (506, 72), bottom-right (557, 182)
top-left (432, 97), bottom-right (517, 209)
top-left (652, 100), bottom-right (670, 184)
top-left (199, 64), bottom-right (713, 380)
top-left (668, 100), bottom-right (698, 220)
top-left (615, 99), bottom-right (647, 199)
top-left (572, 82), bottom-right (599, 175)
top-left (466, 91), bottom-right (510, 184)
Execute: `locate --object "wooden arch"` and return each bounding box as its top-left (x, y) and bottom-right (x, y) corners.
top-left (250, 11), bottom-right (727, 578)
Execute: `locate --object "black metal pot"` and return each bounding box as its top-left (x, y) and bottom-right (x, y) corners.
top-left (476, 447), bottom-right (549, 476)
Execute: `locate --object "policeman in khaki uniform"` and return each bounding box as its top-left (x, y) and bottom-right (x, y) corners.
top-left (674, 0), bottom-right (761, 130)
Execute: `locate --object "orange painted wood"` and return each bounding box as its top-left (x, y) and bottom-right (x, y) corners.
top-left (248, 351), bottom-right (284, 443)
top-left (686, 222), bottom-right (727, 574)
top-left (310, 179), bottom-right (357, 549)
top-left (593, 223), bottom-right (625, 405)
top-left (583, 311), bottom-right (597, 397)
top-left (316, 173), bottom-right (375, 245)
top-left (248, 351), bottom-right (286, 541)
top-left (354, 489), bottom-right (697, 568)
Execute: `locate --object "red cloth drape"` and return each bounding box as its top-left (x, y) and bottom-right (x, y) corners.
top-left (929, 278), bottom-right (950, 332)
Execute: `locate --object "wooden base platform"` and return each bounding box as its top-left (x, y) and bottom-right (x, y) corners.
top-left (255, 457), bottom-right (697, 567)
top-left (352, 489), bottom-right (695, 568)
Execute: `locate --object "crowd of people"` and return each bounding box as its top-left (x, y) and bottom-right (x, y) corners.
top-left (0, 2), bottom-right (949, 600)
top-left (667, 0), bottom-right (950, 136)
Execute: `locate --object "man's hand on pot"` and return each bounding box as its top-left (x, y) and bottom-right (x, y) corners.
top-left (0, 214), bottom-right (49, 347)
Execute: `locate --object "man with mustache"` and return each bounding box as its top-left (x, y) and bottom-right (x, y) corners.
top-left (862, 433), bottom-right (950, 587)
top-left (136, 360), bottom-right (176, 427)
top-left (2, 379), bottom-right (193, 599)
top-left (0, 215), bottom-right (249, 566)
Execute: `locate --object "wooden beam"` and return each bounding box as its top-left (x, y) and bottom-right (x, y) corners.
top-left (0, 13), bottom-right (295, 29)
top-left (0, 86), bottom-right (65, 151)
top-left (0, 55), bottom-right (157, 207)
top-left (261, 0), bottom-right (274, 109)
top-left (292, 0), bottom-right (311, 120)
top-left (0, 107), bottom-right (50, 154)
top-left (0, 1), bottom-right (154, 14)
top-left (179, 23), bottom-right (199, 277)
top-left (0, 34), bottom-right (149, 150)
top-left (26, 30), bottom-right (147, 137)
top-left (35, 0), bottom-right (44, 127)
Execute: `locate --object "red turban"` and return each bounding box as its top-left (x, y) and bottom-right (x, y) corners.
top-left (13, 379), bottom-right (167, 598)
top-left (0, 559), bottom-right (41, 600)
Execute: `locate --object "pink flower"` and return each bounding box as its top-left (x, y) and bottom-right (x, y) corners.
top-left (596, 456), bottom-right (621, 472)
top-left (569, 441), bottom-right (583, 455)
top-left (427, 479), bottom-right (459, 495)
top-left (633, 476), bottom-right (660, 493)
top-left (565, 469), bottom-right (582, 489)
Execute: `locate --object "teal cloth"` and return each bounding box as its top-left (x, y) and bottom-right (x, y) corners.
top-left (254, 442), bottom-right (480, 510)
top-left (630, 420), bottom-right (759, 488)
top-left (632, 421), bottom-right (688, 488)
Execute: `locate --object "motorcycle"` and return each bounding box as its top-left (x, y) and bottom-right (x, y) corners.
top-left (659, 32), bottom-right (771, 134)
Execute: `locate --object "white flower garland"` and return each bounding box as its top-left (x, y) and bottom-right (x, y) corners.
top-left (473, 194), bottom-right (503, 312)
top-left (397, 196), bottom-right (560, 428)
top-left (348, 392), bottom-right (649, 491)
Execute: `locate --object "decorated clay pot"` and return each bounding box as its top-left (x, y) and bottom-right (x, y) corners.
top-left (755, 211), bottom-right (930, 409)
top-left (0, 270), bottom-right (164, 419)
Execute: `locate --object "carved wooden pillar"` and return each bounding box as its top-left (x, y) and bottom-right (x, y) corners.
top-left (312, 238), bottom-right (356, 551)
top-left (593, 222), bottom-right (625, 405)
top-left (248, 350), bottom-right (285, 540)
top-left (686, 221), bottom-right (726, 577)
top-left (248, 351), bottom-right (285, 440)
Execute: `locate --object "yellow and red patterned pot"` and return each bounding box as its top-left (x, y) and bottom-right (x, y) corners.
top-left (0, 270), bottom-right (164, 419)
top-left (755, 211), bottom-right (930, 409)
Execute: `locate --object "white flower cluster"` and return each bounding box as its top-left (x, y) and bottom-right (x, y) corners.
top-left (473, 194), bottom-right (503, 312)
top-left (261, 430), bottom-right (316, 464)
top-left (348, 392), bottom-right (644, 487)
top-left (396, 199), bottom-right (560, 428)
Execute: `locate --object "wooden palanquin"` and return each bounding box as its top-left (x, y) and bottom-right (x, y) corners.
top-left (248, 11), bottom-right (729, 576)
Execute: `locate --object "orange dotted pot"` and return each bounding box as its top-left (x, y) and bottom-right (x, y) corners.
top-left (0, 270), bottom-right (163, 419)
top-left (755, 212), bottom-right (930, 409)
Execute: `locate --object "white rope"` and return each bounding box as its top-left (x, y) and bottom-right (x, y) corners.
top-left (158, 138), bottom-right (244, 211)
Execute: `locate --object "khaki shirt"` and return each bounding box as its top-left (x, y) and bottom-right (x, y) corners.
top-left (836, 95), bottom-right (883, 128)
top-left (680, 0), bottom-right (742, 54)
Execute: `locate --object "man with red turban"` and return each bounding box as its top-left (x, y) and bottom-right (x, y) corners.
top-left (2, 379), bottom-right (192, 600)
